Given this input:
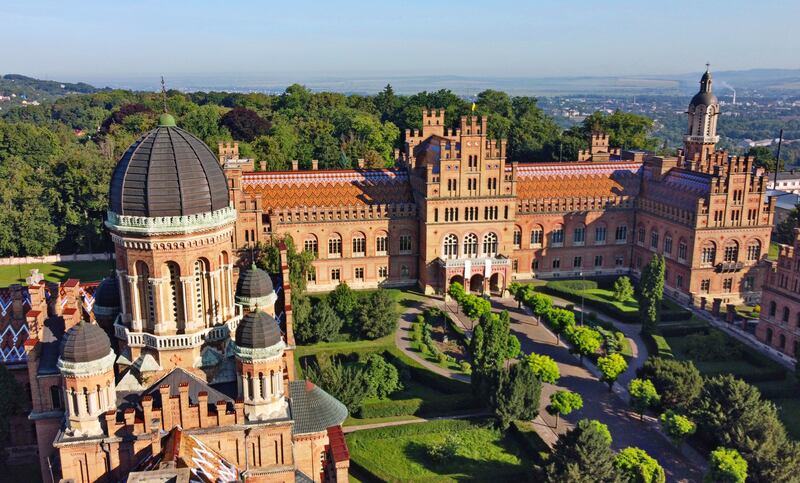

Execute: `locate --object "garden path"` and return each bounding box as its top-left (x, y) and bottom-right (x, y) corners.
top-left (490, 295), bottom-right (705, 482)
top-left (342, 411), bottom-right (490, 433)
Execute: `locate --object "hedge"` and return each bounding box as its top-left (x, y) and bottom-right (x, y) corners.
top-left (538, 283), bottom-right (640, 324)
top-left (358, 392), bottom-right (480, 418)
top-left (658, 324), bottom-right (709, 337)
top-left (644, 333), bottom-right (674, 358)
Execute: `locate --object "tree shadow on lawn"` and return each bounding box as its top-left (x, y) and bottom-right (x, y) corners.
top-left (402, 440), bottom-right (534, 482)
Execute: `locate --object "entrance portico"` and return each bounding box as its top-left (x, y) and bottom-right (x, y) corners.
top-left (441, 256), bottom-right (510, 295)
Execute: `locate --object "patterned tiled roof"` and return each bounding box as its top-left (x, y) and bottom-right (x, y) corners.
top-left (242, 169), bottom-right (412, 210)
top-left (0, 281), bottom-right (98, 366)
top-left (289, 380), bottom-right (348, 434)
top-left (516, 162), bottom-right (642, 199)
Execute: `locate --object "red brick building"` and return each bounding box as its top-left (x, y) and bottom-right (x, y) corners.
top-left (757, 229), bottom-right (800, 358)
top-left (226, 68), bottom-right (773, 307)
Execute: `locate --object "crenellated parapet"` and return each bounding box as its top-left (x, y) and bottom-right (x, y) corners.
top-left (271, 202), bottom-right (417, 225)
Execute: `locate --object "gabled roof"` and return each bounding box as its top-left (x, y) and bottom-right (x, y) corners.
top-left (516, 161), bottom-right (642, 200)
top-left (143, 367), bottom-right (233, 407)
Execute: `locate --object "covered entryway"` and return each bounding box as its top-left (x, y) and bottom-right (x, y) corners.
top-left (449, 274), bottom-right (465, 289)
top-left (489, 272), bottom-right (504, 295)
top-left (469, 273), bottom-right (484, 293)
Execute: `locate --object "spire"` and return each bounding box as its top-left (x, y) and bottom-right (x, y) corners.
top-left (157, 77), bottom-right (177, 127)
top-left (700, 64), bottom-right (713, 93)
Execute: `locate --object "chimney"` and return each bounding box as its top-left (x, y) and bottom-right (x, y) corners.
top-left (312, 159), bottom-right (319, 170)
top-left (357, 158), bottom-right (365, 169)
top-left (291, 160), bottom-right (299, 171)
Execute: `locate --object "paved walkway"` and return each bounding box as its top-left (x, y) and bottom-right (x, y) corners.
top-left (342, 411), bottom-right (490, 433)
top-left (489, 296), bottom-right (704, 482)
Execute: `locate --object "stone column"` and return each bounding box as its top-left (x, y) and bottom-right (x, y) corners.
top-left (88, 391), bottom-right (98, 416)
top-left (241, 374), bottom-right (249, 401)
top-left (208, 270), bottom-right (219, 325)
top-left (127, 275), bottom-right (143, 332)
top-left (226, 265), bottom-right (234, 318)
top-left (151, 278), bottom-right (165, 334)
top-left (180, 276), bottom-right (194, 331)
top-left (253, 376), bottom-right (262, 401)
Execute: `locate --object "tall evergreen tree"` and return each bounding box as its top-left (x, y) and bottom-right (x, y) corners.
top-left (639, 255), bottom-right (665, 333)
top-left (544, 419), bottom-right (618, 483)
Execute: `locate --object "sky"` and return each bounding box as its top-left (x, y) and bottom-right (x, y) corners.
top-left (2, 0), bottom-right (798, 85)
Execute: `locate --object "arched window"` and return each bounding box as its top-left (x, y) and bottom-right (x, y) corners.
top-left (303, 235), bottom-right (319, 256)
top-left (135, 261), bottom-right (154, 330)
top-left (530, 226), bottom-right (544, 247)
top-left (328, 233), bottom-right (342, 258)
top-left (193, 259), bottom-right (211, 327)
top-left (779, 334), bottom-right (786, 349)
top-left (701, 242), bottom-right (716, 266)
top-left (650, 230), bottom-right (659, 249)
top-left (550, 225), bottom-right (564, 246)
top-left (443, 234), bottom-right (458, 258)
top-left (724, 241), bottom-right (739, 263)
top-left (664, 235), bottom-right (673, 255)
top-left (375, 232), bottom-right (388, 255)
top-left (783, 307), bottom-right (791, 323)
top-left (463, 234), bottom-right (478, 257)
top-left (483, 233), bottom-right (498, 257)
top-left (769, 301), bottom-right (777, 317)
top-left (352, 232), bottom-right (366, 257)
top-left (747, 240), bottom-right (761, 261)
top-left (163, 262), bottom-right (183, 329)
top-left (678, 238), bottom-right (688, 260)
top-left (513, 226), bottom-right (522, 248)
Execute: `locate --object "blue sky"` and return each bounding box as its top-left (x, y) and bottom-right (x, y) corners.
top-left (2, 0), bottom-right (798, 82)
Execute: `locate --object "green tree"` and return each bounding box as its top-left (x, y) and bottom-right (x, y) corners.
top-left (659, 410), bottom-right (696, 447)
top-left (255, 234), bottom-right (315, 295)
top-left (613, 276), bottom-right (634, 302)
top-left (357, 290), bottom-right (398, 339)
top-left (305, 357), bottom-right (368, 413)
top-left (568, 326), bottom-right (602, 361)
top-left (692, 374), bottom-right (800, 483)
top-left (628, 378), bottom-right (660, 420)
top-left (576, 111), bottom-right (659, 151)
top-left (747, 146), bottom-right (777, 172)
top-left (638, 357), bottom-right (703, 411)
top-left (471, 311), bottom-right (513, 403)
top-left (639, 255), bottom-right (665, 334)
top-left (548, 390), bottom-right (583, 428)
top-left (328, 282), bottom-right (358, 320)
top-left (597, 353), bottom-right (628, 390)
top-left (220, 107), bottom-right (271, 141)
top-left (363, 354), bottom-right (401, 399)
top-left (528, 292), bottom-right (553, 318)
top-left (544, 419), bottom-right (617, 483)
top-left (461, 294), bottom-right (491, 328)
top-left (706, 447), bottom-right (748, 483)
top-left (527, 353), bottom-right (560, 384)
top-left (313, 300), bottom-right (344, 342)
top-left (614, 447), bottom-right (665, 483)
top-left (492, 361), bottom-right (542, 429)
top-left (292, 294), bottom-right (314, 343)
top-left (545, 308), bottom-right (576, 343)
top-left (448, 281), bottom-right (466, 304)
top-left (506, 334), bottom-right (521, 360)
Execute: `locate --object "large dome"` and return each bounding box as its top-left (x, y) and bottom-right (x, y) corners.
top-left (61, 321), bottom-right (112, 363)
top-left (108, 114), bottom-right (229, 218)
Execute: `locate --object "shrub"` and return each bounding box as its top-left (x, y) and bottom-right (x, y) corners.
top-left (459, 361), bottom-right (472, 374)
top-left (613, 276), bottom-right (634, 302)
top-left (639, 357), bottom-right (702, 411)
top-left (363, 354), bottom-right (402, 399)
top-left (357, 290), bottom-right (398, 339)
top-left (426, 433), bottom-right (462, 462)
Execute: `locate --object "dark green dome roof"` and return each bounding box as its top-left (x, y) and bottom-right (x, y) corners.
top-left (236, 264), bottom-right (274, 301)
top-left (93, 277), bottom-right (120, 309)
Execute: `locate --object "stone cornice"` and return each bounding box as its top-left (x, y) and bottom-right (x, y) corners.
top-left (234, 340), bottom-right (286, 363)
top-left (105, 206), bottom-right (236, 236)
top-left (57, 350), bottom-right (115, 377)
top-left (110, 225), bottom-right (234, 251)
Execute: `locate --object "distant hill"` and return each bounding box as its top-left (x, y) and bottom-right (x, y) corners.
top-left (0, 74), bottom-right (99, 104)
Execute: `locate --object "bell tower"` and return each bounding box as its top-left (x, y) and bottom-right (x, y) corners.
top-left (684, 65), bottom-right (720, 163)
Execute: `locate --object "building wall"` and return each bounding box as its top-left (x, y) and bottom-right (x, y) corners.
top-left (756, 234), bottom-right (800, 357)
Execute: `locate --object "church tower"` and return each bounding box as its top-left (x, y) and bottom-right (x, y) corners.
top-left (684, 66), bottom-right (720, 162)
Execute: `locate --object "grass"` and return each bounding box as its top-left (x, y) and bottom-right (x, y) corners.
top-left (345, 419), bottom-right (537, 482)
top-left (0, 260), bottom-right (113, 286)
top-left (344, 414), bottom-right (422, 427)
top-left (769, 241), bottom-right (780, 260)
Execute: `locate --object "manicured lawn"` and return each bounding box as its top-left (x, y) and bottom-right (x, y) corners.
top-left (344, 414), bottom-right (422, 427)
top-left (0, 260), bottom-right (113, 286)
top-left (583, 288), bottom-right (638, 313)
top-left (345, 419), bottom-right (537, 482)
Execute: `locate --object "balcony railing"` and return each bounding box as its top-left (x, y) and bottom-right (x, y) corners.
top-left (114, 314), bottom-right (244, 350)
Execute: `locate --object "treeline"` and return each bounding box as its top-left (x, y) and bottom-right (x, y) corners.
top-left (0, 84), bottom-right (659, 257)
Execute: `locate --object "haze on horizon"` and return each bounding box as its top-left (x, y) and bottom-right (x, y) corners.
top-left (2, 0), bottom-right (799, 87)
